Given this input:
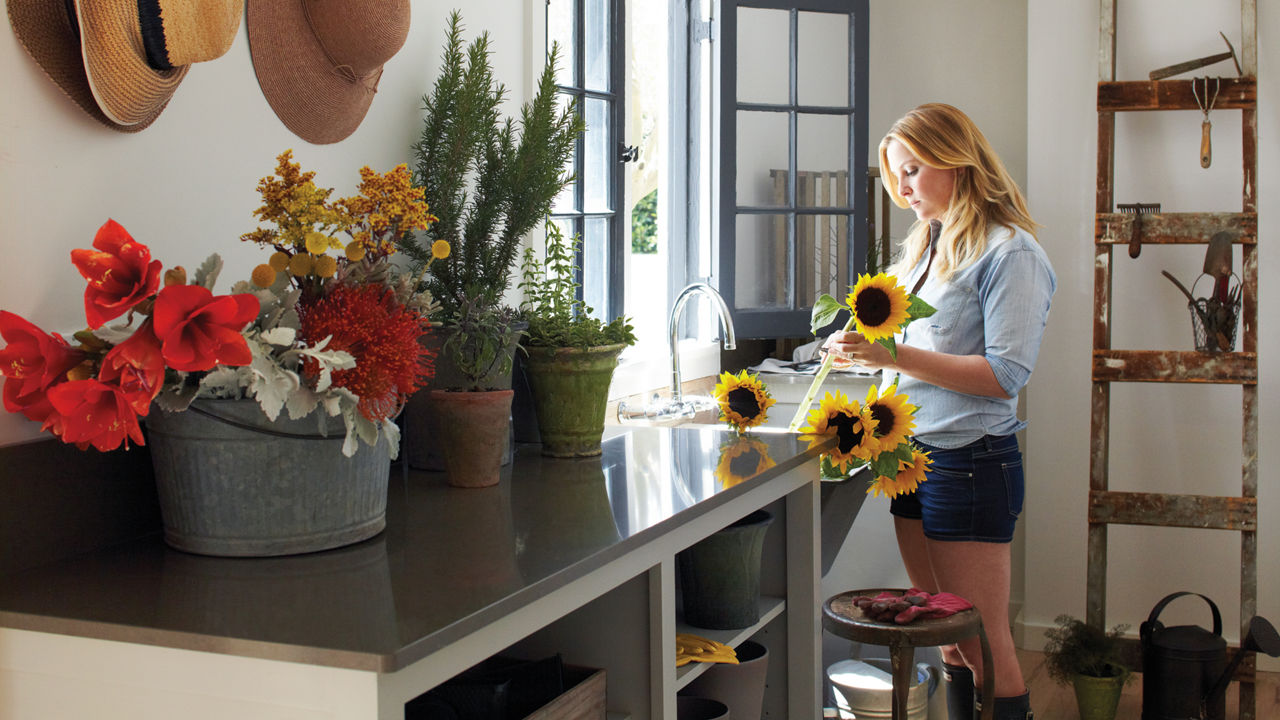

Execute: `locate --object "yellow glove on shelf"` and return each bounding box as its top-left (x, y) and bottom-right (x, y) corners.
top-left (675, 633), bottom-right (739, 667)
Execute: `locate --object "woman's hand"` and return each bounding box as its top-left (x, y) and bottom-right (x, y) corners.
top-left (821, 330), bottom-right (894, 370)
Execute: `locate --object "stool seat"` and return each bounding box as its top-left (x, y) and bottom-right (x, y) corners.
top-left (823, 588), bottom-right (994, 720)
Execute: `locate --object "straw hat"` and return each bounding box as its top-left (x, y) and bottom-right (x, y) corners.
top-left (73, 0), bottom-right (243, 126)
top-left (5, 0), bottom-right (159, 131)
top-left (247, 0), bottom-right (410, 145)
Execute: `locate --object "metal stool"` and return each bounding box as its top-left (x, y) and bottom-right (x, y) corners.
top-left (823, 588), bottom-right (994, 720)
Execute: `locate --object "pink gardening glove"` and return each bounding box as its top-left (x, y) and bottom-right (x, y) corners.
top-left (893, 590), bottom-right (973, 624)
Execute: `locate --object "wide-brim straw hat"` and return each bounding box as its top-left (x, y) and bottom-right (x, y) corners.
top-left (247, 0), bottom-right (410, 145)
top-left (5, 0), bottom-right (160, 132)
top-left (74, 0), bottom-right (242, 127)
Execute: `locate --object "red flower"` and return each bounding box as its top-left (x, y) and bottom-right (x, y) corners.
top-left (298, 283), bottom-right (432, 422)
top-left (152, 285), bottom-right (259, 372)
top-left (70, 220), bottom-right (162, 329)
top-left (46, 379), bottom-right (145, 451)
top-left (99, 319), bottom-right (166, 415)
top-left (0, 310), bottom-right (86, 424)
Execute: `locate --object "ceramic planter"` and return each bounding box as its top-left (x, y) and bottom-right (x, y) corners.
top-left (521, 343), bottom-right (627, 457)
top-left (427, 389), bottom-right (515, 488)
top-left (1072, 670), bottom-right (1127, 720)
top-left (677, 509), bottom-right (774, 629)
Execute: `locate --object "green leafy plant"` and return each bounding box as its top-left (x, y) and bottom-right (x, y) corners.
top-left (1043, 614), bottom-right (1131, 683)
top-left (440, 295), bottom-right (521, 392)
top-left (518, 220), bottom-right (636, 349)
top-left (404, 10), bottom-right (586, 320)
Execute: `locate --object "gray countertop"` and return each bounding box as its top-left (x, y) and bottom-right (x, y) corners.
top-left (0, 425), bottom-right (833, 673)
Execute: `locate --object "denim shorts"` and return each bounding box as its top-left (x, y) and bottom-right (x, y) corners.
top-left (889, 434), bottom-right (1024, 543)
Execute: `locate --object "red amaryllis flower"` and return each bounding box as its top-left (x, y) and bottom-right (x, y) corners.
top-left (70, 219), bottom-right (163, 329)
top-left (298, 283), bottom-right (432, 422)
top-left (46, 379), bottom-right (145, 451)
top-left (0, 310), bottom-right (86, 423)
top-left (99, 319), bottom-right (166, 415)
top-left (152, 285), bottom-right (259, 372)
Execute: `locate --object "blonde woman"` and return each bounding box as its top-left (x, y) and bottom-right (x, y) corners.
top-left (824, 103), bottom-right (1054, 720)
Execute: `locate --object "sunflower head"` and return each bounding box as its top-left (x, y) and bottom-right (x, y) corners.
top-left (863, 383), bottom-right (918, 453)
top-left (846, 273), bottom-right (911, 342)
top-left (800, 390), bottom-right (878, 473)
top-left (715, 436), bottom-right (777, 488)
top-left (867, 445), bottom-right (932, 499)
top-left (713, 369), bottom-right (776, 433)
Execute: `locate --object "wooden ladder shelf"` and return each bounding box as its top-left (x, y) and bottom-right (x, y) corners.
top-left (1090, 1), bottom-right (1260, 718)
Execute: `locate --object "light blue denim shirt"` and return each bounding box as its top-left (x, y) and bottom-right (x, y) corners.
top-left (884, 223), bottom-right (1056, 448)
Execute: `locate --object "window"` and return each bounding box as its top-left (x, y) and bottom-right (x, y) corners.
top-left (546, 0), bottom-right (869, 356)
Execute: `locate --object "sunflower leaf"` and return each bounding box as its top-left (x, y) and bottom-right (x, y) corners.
top-left (907, 294), bottom-right (937, 320)
top-left (809, 294), bottom-right (845, 334)
top-left (871, 450), bottom-right (900, 479)
top-left (877, 336), bottom-right (899, 361)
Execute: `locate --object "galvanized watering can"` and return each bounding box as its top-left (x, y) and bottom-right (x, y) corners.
top-left (1140, 591), bottom-right (1280, 719)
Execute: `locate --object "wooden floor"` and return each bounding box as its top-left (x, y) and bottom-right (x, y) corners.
top-left (1017, 648), bottom-right (1280, 719)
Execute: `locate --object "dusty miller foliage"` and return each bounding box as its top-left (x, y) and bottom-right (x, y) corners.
top-left (406, 10), bottom-right (585, 319)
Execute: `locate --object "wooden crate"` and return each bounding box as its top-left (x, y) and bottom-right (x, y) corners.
top-left (524, 665), bottom-right (606, 720)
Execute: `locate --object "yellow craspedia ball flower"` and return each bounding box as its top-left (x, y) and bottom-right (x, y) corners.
top-left (313, 254), bottom-right (338, 278)
top-left (251, 264), bottom-right (277, 288)
top-left (268, 251), bottom-right (291, 272)
top-left (305, 231), bottom-right (331, 255)
top-left (288, 253), bottom-right (315, 277)
top-left (431, 239), bottom-right (451, 260)
top-left (345, 240), bottom-right (367, 262)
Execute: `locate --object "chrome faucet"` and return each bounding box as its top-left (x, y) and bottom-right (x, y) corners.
top-left (668, 282), bottom-right (736, 403)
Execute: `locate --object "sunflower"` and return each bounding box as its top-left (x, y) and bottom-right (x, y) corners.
top-left (863, 383), bottom-right (917, 453)
top-left (713, 369), bottom-right (776, 433)
top-left (800, 390), bottom-right (878, 473)
top-left (715, 436), bottom-right (776, 488)
top-left (868, 445), bottom-right (932, 499)
top-left (846, 273), bottom-right (911, 342)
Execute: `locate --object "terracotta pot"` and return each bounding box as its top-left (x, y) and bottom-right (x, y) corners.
top-left (427, 389), bottom-right (515, 488)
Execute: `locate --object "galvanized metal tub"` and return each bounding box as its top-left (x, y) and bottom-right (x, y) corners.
top-left (145, 399), bottom-right (390, 557)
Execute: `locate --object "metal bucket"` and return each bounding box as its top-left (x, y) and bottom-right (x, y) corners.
top-left (145, 399), bottom-right (390, 557)
top-left (828, 658), bottom-right (938, 719)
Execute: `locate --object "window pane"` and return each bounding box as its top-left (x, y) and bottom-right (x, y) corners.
top-left (583, 97), bottom-right (612, 213)
top-left (584, 0), bottom-right (610, 91)
top-left (736, 8), bottom-right (789, 104)
top-left (547, 0), bottom-right (578, 87)
top-left (796, 113), bottom-right (848, 205)
top-left (798, 12), bottom-right (848, 106)
top-left (734, 213), bottom-right (788, 309)
top-left (552, 93), bottom-right (580, 214)
top-left (797, 212), bottom-right (850, 303)
top-left (736, 110), bottom-right (789, 208)
top-left (583, 217), bottom-right (609, 319)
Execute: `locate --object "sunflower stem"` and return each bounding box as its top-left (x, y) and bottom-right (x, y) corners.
top-left (788, 316), bottom-right (856, 432)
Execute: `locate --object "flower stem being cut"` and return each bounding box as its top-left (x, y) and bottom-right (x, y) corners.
top-left (787, 316), bottom-right (855, 431)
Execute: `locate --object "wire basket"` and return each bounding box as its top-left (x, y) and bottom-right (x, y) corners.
top-left (1188, 273), bottom-right (1241, 353)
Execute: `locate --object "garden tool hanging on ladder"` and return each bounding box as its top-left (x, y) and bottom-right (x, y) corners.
top-left (1193, 76), bottom-right (1220, 168)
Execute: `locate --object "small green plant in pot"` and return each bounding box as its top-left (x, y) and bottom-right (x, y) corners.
top-left (518, 221), bottom-right (636, 457)
top-left (1043, 614), bottom-right (1132, 720)
top-left (427, 296), bottom-right (521, 487)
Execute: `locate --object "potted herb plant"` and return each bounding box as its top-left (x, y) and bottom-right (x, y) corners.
top-left (517, 221), bottom-right (636, 457)
top-left (400, 10), bottom-right (584, 467)
top-left (1043, 614), bottom-right (1132, 720)
top-left (427, 296), bottom-right (520, 487)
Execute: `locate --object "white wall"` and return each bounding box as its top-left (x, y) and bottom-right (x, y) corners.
top-left (0, 1), bottom-right (536, 446)
top-left (1026, 0), bottom-right (1279, 670)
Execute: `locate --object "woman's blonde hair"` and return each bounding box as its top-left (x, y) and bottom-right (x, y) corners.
top-left (880, 103), bottom-right (1038, 282)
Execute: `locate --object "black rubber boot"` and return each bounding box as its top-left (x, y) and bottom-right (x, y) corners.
top-left (942, 661), bottom-right (975, 720)
top-left (975, 690), bottom-right (1033, 720)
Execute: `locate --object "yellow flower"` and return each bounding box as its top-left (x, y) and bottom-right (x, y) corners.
top-left (800, 390), bottom-right (878, 473)
top-left (863, 384), bottom-right (917, 453)
top-left (847, 272), bottom-right (911, 342)
top-left (712, 369), bottom-right (776, 433)
top-left (288, 253), bottom-right (315, 277)
top-left (268, 251), bottom-right (291, 272)
top-left (163, 266), bottom-right (187, 287)
top-left (868, 445), bottom-right (932, 499)
top-left (305, 231), bottom-right (333, 255)
top-left (251, 264), bottom-right (277, 288)
top-left (431, 239), bottom-right (451, 260)
top-left (313, 254), bottom-right (338, 278)
top-left (345, 240), bottom-right (367, 262)
top-left (715, 437), bottom-right (776, 489)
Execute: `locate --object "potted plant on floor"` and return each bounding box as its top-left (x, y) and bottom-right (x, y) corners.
top-left (517, 221), bottom-right (636, 457)
top-left (1043, 614), bottom-right (1132, 720)
top-left (428, 295), bottom-right (521, 487)
top-left (400, 10), bottom-right (584, 468)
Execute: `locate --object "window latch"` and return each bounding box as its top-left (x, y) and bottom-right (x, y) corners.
top-left (619, 143), bottom-right (639, 163)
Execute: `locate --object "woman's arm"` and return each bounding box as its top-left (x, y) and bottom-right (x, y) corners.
top-left (823, 331), bottom-right (1011, 398)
